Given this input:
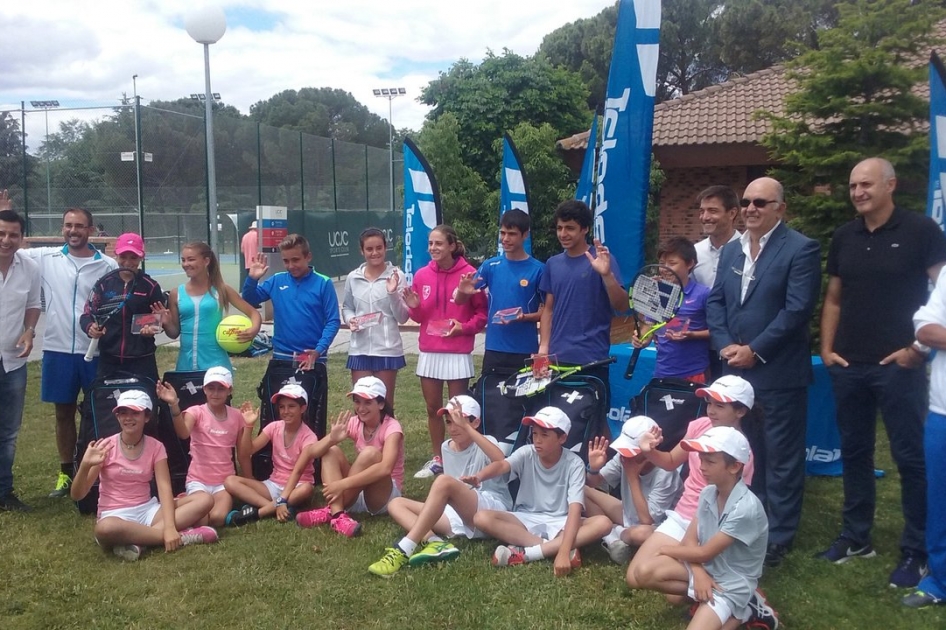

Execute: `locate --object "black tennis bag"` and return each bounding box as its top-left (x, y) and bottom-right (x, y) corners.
top-left (472, 370), bottom-right (529, 456)
top-left (521, 373), bottom-right (610, 464)
top-left (253, 361), bottom-right (327, 483)
top-left (74, 374), bottom-right (159, 515)
top-left (630, 377), bottom-right (706, 452)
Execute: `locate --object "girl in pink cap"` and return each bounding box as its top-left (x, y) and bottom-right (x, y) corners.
top-left (293, 376), bottom-right (404, 537)
top-left (71, 390), bottom-right (218, 561)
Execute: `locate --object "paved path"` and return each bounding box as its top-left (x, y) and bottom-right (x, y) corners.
top-left (26, 278), bottom-right (486, 361)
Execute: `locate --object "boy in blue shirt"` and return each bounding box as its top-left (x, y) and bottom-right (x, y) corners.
top-left (456, 209), bottom-right (545, 374)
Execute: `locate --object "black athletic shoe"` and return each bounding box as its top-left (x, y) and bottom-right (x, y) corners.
top-left (764, 543), bottom-right (789, 568)
top-left (225, 505), bottom-right (259, 527)
top-left (0, 492), bottom-right (31, 512)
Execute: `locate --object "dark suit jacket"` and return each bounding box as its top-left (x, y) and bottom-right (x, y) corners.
top-left (706, 222), bottom-right (822, 390)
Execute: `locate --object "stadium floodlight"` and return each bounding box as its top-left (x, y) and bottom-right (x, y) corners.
top-left (30, 100), bottom-right (60, 213)
top-left (373, 87), bottom-right (406, 213)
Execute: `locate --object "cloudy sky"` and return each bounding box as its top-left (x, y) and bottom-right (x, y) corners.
top-left (1, 0), bottom-right (612, 144)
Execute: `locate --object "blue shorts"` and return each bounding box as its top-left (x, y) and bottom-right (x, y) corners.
top-left (346, 355), bottom-right (406, 372)
top-left (41, 351), bottom-right (98, 404)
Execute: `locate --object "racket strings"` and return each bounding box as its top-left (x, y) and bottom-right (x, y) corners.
top-left (632, 276), bottom-right (682, 321)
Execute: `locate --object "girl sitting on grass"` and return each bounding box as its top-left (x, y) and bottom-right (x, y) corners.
top-left (71, 391), bottom-right (218, 561)
top-left (156, 366), bottom-right (252, 527)
top-left (294, 376), bottom-right (404, 537)
top-left (223, 384), bottom-right (318, 526)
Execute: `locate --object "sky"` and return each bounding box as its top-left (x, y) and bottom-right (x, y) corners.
top-left (1, 0), bottom-right (613, 146)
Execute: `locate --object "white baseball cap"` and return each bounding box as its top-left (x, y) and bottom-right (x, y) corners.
top-left (437, 395), bottom-right (481, 419)
top-left (522, 406), bottom-right (571, 435)
top-left (203, 366), bottom-right (233, 388)
top-left (347, 376), bottom-right (387, 401)
top-left (271, 383), bottom-right (308, 404)
top-left (610, 415), bottom-right (658, 458)
top-left (696, 375), bottom-right (755, 409)
top-left (113, 390), bottom-right (153, 413)
top-left (681, 426), bottom-right (751, 464)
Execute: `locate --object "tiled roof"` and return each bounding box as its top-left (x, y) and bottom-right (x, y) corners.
top-left (652, 66), bottom-right (792, 147)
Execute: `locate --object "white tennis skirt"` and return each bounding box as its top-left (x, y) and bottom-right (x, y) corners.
top-left (416, 351), bottom-right (474, 380)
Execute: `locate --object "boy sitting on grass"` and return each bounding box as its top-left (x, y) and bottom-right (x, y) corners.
top-left (463, 406), bottom-right (612, 577)
top-left (645, 426), bottom-right (777, 630)
top-left (368, 395), bottom-right (512, 577)
top-left (584, 415), bottom-right (682, 564)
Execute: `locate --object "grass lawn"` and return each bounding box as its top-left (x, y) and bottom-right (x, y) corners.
top-left (1, 349), bottom-right (942, 629)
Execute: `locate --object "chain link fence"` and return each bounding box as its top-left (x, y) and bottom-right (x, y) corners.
top-left (6, 103), bottom-right (402, 282)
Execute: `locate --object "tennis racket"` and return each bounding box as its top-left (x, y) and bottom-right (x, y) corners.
top-left (83, 269), bottom-right (135, 362)
top-left (624, 264), bottom-right (685, 379)
top-left (501, 357), bottom-right (616, 399)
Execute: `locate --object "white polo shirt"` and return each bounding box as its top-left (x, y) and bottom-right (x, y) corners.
top-left (0, 250), bottom-right (41, 372)
top-left (693, 231), bottom-right (740, 288)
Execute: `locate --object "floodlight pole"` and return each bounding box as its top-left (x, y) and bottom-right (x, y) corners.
top-left (30, 100), bottom-right (60, 214)
top-left (373, 87), bottom-right (406, 212)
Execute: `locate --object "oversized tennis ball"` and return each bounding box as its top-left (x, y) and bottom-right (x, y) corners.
top-left (216, 315), bottom-right (253, 354)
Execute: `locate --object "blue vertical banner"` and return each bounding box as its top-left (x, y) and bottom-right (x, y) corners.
top-left (595, 0), bottom-right (661, 272)
top-left (575, 113), bottom-right (600, 207)
top-left (402, 137), bottom-right (443, 285)
top-left (929, 52), bottom-right (946, 232)
top-left (498, 133), bottom-right (532, 255)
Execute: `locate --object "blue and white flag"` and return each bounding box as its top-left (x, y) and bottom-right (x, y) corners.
top-left (928, 52), bottom-right (946, 232)
top-left (575, 113), bottom-right (599, 207)
top-left (595, 0), bottom-right (661, 272)
top-left (402, 137), bottom-right (443, 285)
top-left (499, 133), bottom-right (532, 255)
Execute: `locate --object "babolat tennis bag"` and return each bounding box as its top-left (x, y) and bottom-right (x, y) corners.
top-left (253, 360), bottom-right (327, 482)
top-left (521, 372), bottom-right (610, 464)
top-left (472, 370), bottom-right (529, 456)
top-left (74, 374), bottom-right (158, 515)
top-left (630, 377), bottom-right (706, 452)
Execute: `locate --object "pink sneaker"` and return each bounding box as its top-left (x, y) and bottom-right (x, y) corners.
top-left (296, 506), bottom-right (332, 528)
top-left (179, 526), bottom-right (218, 546)
top-left (330, 511), bottom-right (362, 537)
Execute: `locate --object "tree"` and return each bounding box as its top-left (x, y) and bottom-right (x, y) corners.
top-left (413, 114), bottom-right (491, 257)
top-left (0, 111), bottom-right (32, 193)
top-left (761, 0), bottom-right (944, 247)
top-left (420, 50), bottom-right (589, 183)
top-left (249, 88), bottom-right (390, 148)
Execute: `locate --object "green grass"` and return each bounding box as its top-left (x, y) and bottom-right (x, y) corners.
top-left (1, 349), bottom-right (942, 629)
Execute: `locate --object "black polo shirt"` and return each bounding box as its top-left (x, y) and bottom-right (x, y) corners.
top-left (827, 207), bottom-right (946, 363)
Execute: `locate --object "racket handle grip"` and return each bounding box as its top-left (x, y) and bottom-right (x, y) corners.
top-left (624, 347), bottom-right (642, 379)
top-left (84, 337), bottom-right (99, 362)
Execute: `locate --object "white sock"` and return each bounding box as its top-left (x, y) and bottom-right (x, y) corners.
top-left (603, 525), bottom-right (626, 545)
top-left (524, 545), bottom-right (545, 562)
top-left (397, 537), bottom-right (418, 556)
top-left (428, 535), bottom-right (443, 543)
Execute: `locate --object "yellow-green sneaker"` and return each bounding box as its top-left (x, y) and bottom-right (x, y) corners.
top-left (409, 540), bottom-right (460, 567)
top-left (368, 547), bottom-right (409, 577)
top-left (49, 472), bottom-right (72, 498)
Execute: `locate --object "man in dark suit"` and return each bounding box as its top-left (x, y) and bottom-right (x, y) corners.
top-left (706, 176), bottom-right (822, 568)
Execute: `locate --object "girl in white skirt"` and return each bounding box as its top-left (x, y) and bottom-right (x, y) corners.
top-left (402, 225), bottom-right (487, 478)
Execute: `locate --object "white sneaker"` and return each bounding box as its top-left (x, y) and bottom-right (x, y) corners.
top-left (602, 539), bottom-right (631, 564)
top-left (413, 457), bottom-right (444, 479)
top-left (112, 544), bottom-right (142, 561)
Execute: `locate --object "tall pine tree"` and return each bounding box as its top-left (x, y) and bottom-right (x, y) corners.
top-left (761, 0), bottom-right (944, 247)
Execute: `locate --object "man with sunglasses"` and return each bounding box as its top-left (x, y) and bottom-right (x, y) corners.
top-left (706, 176), bottom-right (821, 569)
top-left (817, 157), bottom-right (946, 590)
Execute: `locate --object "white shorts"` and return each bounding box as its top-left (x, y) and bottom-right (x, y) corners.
top-left (509, 511), bottom-right (569, 541)
top-left (349, 484), bottom-right (401, 515)
top-left (98, 496), bottom-right (161, 526)
top-left (185, 481), bottom-right (226, 496)
top-left (263, 479), bottom-right (285, 501)
top-left (416, 351), bottom-right (474, 380)
top-left (686, 566), bottom-right (750, 624)
top-left (444, 490), bottom-right (509, 539)
top-left (654, 509), bottom-right (690, 542)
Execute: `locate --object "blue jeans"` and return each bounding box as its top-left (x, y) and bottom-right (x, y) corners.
top-left (0, 363), bottom-right (28, 497)
top-left (919, 411), bottom-right (946, 599)
top-left (828, 362), bottom-right (927, 555)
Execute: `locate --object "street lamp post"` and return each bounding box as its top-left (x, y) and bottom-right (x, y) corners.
top-left (30, 100), bottom-right (60, 214)
top-left (185, 6), bottom-right (227, 252)
top-left (372, 87), bottom-right (405, 212)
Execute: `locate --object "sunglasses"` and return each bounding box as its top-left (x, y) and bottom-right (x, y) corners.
top-left (740, 198), bottom-right (777, 208)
